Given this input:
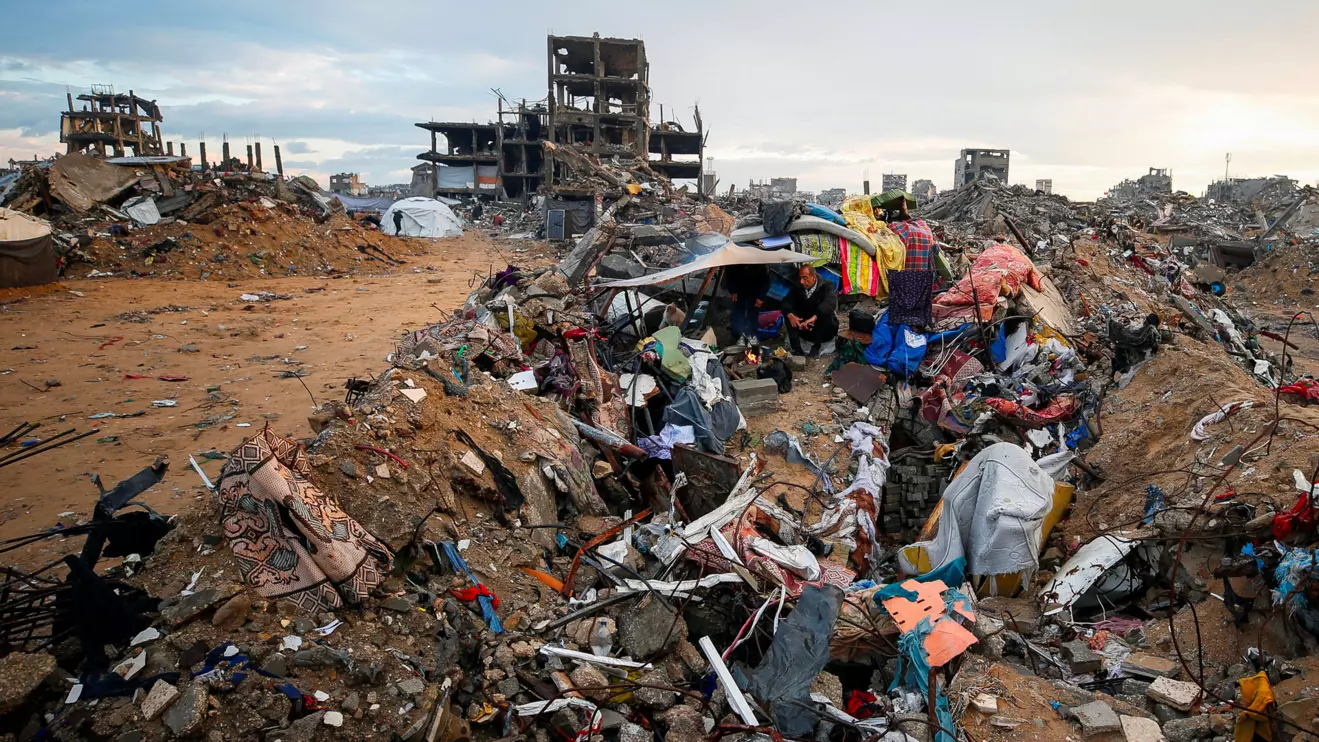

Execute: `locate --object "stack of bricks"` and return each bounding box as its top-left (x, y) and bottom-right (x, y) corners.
top-left (880, 455), bottom-right (952, 537)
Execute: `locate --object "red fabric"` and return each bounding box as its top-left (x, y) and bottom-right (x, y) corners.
top-left (890, 218), bottom-right (936, 271)
top-left (984, 395), bottom-right (1078, 427)
top-left (933, 244), bottom-right (1042, 322)
top-left (1273, 492), bottom-right (1317, 540)
top-left (846, 690), bottom-right (879, 718)
top-left (449, 584), bottom-right (500, 609)
top-left (1280, 379), bottom-right (1319, 403)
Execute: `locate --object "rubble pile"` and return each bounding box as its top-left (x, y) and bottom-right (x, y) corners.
top-left (0, 154), bottom-right (436, 280)
top-left (4, 164), bottom-right (1319, 742)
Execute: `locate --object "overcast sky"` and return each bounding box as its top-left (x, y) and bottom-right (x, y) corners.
top-left (3, 0), bottom-right (1317, 200)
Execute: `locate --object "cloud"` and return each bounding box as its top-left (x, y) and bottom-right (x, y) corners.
top-left (281, 141), bottom-right (314, 155)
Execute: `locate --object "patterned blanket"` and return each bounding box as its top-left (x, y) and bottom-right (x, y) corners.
top-left (217, 428), bottom-right (393, 613)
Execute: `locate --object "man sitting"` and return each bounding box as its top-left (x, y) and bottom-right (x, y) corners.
top-left (783, 265), bottom-right (839, 356)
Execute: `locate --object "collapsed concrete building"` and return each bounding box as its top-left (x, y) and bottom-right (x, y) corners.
top-left (954, 148), bottom-right (1010, 187)
top-left (1036, 179), bottom-right (1053, 194)
top-left (415, 33), bottom-right (704, 224)
top-left (1205, 174), bottom-right (1296, 205)
top-left (60, 86), bottom-right (163, 157)
top-left (1106, 168), bottom-right (1172, 201)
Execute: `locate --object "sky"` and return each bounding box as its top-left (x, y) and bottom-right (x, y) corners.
top-left (3, 0), bottom-right (1318, 201)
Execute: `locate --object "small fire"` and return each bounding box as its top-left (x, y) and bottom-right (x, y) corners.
top-left (744, 347), bottom-right (762, 365)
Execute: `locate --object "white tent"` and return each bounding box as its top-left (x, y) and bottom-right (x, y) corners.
top-left (381, 197), bottom-right (464, 238)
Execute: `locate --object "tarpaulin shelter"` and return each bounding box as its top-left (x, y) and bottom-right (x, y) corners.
top-left (381, 197), bottom-right (465, 238)
top-left (0, 208), bottom-right (57, 288)
top-left (593, 237), bottom-right (819, 288)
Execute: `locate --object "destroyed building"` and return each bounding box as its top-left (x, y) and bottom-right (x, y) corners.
top-left (414, 33), bottom-right (703, 214)
top-left (1106, 167), bottom-right (1172, 200)
top-left (881, 173), bottom-right (907, 192)
top-left (817, 187), bottom-right (847, 206)
top-left (910, 178), bottom-right (937, 203)
top-left (329, 172), bottom-right (367, 196)
top-left (1035, 178), bottom-right (1053, 194)
top-left (59, 86), bottom-right (164, 157)
top-left (1206, 174), bottom-right (1296, 204)
top-left (954, 147), bottom-right (1010, 186)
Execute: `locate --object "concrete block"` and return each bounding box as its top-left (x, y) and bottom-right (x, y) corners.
top-left (1147, 677), bottom-right (1202, 712)
top-left (1120, 714), bottom-right (1166, 742)
top-left (1062, 640), bottom-right (1103, 675)
top-left (1122, 653), bottom-right (1180, 680)
top-left (730, 378), bottom-right (778, 404)
top-left (1071, 700), bottom-right (1122, 738)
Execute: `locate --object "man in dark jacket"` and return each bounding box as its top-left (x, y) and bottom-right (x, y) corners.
top-left (783, 265), bottom-right (838, 356)
top-left (723, 264), bottom-right (770, 346)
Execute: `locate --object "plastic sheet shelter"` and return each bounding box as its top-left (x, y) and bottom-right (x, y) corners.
top-left (380, 197), bottom-right (465, 238)
top-left (594, 237), bottom-right (819, 288)
top-left (0, 208), bottom-right (57, 288)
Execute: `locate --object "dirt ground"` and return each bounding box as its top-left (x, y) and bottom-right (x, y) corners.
top-left (0, 232), bottom-right (551, 565)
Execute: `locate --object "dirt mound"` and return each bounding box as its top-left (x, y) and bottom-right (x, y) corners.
top-left (1231, 239), bottom-right (1319, 309)
top-left (74, 203), bottom-right (432, 280)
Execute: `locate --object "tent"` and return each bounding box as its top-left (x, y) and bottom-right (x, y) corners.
top-left (594, 236), bottom-right (819, 288)
top-left (0, 208), bottom-right (57, 288)
top-left (381, 197), bottom-right (465, 238)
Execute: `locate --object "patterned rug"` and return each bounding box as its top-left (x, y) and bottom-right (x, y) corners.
top-left (217, 428), bottom-right (393, 613)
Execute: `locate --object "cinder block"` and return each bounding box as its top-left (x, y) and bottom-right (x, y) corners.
top-left (730, 378), bottom-right (779, 406)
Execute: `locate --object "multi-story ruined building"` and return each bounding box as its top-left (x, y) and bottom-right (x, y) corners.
top-left (1107, 168), bottom-right (1172, 200)
top-left (954, 149), bottom-right (1010, 187)
top-left (911, 179), bottom-right (937, 204)
top-left (416, 33), bottom-right (702, 208)
top-left (882, 173), bottom-right (907, 192)
top-left (1036, 179), bottom-right (1053, 194)
top-left (60, 86), bottom-right (163, 157)
top-left (329, 173), bottom-right (367, 196)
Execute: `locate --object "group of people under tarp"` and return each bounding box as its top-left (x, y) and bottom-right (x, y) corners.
top-left (724, 189), bottom-right (942, 356)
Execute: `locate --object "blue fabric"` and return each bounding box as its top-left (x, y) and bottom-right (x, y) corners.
top-left (889, 616), bottom-right (935, 695)
top-left (918, 556), bottom-right (967, 587)
top-left (875, 581), bottom-right (919, 604)
top-left (864, 322), bottom-right (894, 366)
top-left (863, 313), bottom-right (928, 377)
top-left (805, 204), bottom-right (847, 226)
top-left (990, 324), bottom-right (1009, 365)
top-left (442, 541), bottom-right (504, 633)
top-left (888, 326), bottom-right (928, 377)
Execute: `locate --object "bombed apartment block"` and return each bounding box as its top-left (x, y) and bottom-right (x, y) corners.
top-left (547, 35), bottom-right (650, 170)
top-left (329, 172), bottom-right (367, 196)
top-left (60, 86), bottom-right (163, 157)
top-left (416, 121), bottom-right (499, 198)
top-left (497, 99), bottom-right (548, 199)
top-left (1036, 179), bottom-right (1053, 194)
top-left (414, 33), bottom-right (702, 205)
top-left (911, 179), bottom-right (937, 203)
top-left (649, 107), bottom-right (704, 183)
top-left (882, 173), bottom-right (908, 192)
top-left (954, 148), bottom-right (1010, 187)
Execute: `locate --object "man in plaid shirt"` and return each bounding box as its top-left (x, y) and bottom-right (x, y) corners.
top-left (876, 189), bottom-right (937, 271)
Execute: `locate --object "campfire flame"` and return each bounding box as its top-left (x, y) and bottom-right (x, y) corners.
top-left (744, 347), bottom-right (762, 365)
